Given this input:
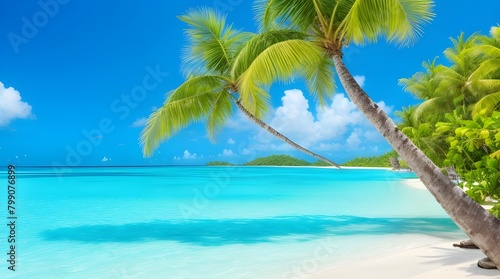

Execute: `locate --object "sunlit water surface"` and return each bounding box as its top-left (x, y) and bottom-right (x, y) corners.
top-left (1, 166), bottom-right (464, 278)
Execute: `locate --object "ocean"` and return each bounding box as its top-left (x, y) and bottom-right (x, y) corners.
top-left (1, 166), bottom-right (465, 278)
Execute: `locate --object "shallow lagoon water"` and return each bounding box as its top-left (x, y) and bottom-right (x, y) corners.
top-left (1, 166), bottom-right (464, 278)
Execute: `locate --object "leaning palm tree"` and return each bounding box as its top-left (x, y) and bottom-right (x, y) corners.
top-left (256, 0), bottom-right (500, 267)
top-left (140, 8), bottom-right (340, 167)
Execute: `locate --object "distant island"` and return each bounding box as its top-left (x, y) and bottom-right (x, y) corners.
top-left (207, 151), bottom-right (406, 167)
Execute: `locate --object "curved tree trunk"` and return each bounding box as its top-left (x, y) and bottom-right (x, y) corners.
top-left (235, 100), bottom-right (340, 168)
top-left (331, 53), bottom-right (500, 268)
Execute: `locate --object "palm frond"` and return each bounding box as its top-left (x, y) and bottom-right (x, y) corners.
top-left (470, 79), bottom-right (500, 96)
top-left (179, 8), bottom-right (249, 76)
top-left (206, 91), bottom-right (233, 141)
top-left (468, 59), bottom-right (500, 83)
top-left (238, 39), bottom-right (334, 115)
top-left (168, 75), bottom-right (226, 102)
top-left (413, 97), bottom-right (449, 121)
top-left (395, 105), bottom-right (419, 128)
top-left (303, 53), bottom-right (336, 106)
top-left (471, 45), bottom-right (500, 59)
top-left (232, 29), bottom-right (309, 79)
top-left (140, 76), bottom-right (225, 156)
top-left (472, 91), bottom-right (500, 118)
top-left (467, 59), bottom-right (500, 97)
top-left (337, 0), bottom-right (434, 46)
top-left (399, 59), bottom-right (439, 100)
top-left (255, 0), bottom-right (318, 31)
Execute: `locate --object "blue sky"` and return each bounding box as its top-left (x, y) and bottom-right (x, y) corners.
top-left (1, 0), bottom-right (499, 166)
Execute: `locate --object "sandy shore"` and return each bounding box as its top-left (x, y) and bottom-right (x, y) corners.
top-left (309, 241), bottom-right (499, 278)
top-left (308, 177), bottom-right (500, 278)
top-left (404, 178), bottom-right (428, 190)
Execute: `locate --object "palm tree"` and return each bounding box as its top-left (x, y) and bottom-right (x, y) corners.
top-left (257, 0), bottom-right (500, 266)
top-left (401, 29), bottom-right (500, 120)
top-left (399, 59), bottom-right (455, 124)
top-left (470, 26), bottom-right (500, 117)
top-left (140, 8), bottom-right (340, 167)
top-left (399, 28), bottom-right (500, 167)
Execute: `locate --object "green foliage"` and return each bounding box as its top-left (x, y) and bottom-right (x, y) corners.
top-left (207, 152), bottom-right (412, 168)
top-left (206, 161), bottom-right (234, 166)
top-left (490, 203), bottom-right (500, 219)
top-left (244, 154), bottom-right (312, 166)
top-left (398, 27), bottom-right (500, 168)
top-left (399, 27), bottom-right (500, 215)
top-left (442, 112), bottom-right (500, 204)
top-left (256, 0), bottom-right (435, 47)
top-left (342, 151), bottom-right (399, 167)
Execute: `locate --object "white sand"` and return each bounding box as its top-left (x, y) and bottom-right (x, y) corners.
top-left (309, 241), bottom-right (499, 278)
top-left (404, 178), bottom-right (428, 190)
top-left (307, 178), bottom-right (500, 278)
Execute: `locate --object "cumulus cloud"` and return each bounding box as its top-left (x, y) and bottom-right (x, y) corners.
top-left (353, 75), bottom-right (366, 88)
top-left (251, 89), bottom-right (390, 152)
top-left (182, 150), bottom-right (198, 160)
top-left (227, 138), bottom-right (236, 145)
top-left (102, 156), bottom-right (111, 162)
top-left (219, 149), bottom-right (234, 157)
top-left (345, 130), bottom-right (362, 150)
top-left (0, 82), bottom-right (34, 127)
top-left (131, 117), bottom-right (147, 128)
top-left (265, 89), bottom-right (364, 147)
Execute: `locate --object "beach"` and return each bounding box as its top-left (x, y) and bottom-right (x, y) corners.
top-left (310, 177), bottom-right (500, 278)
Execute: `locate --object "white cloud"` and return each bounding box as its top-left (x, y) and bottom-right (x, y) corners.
top-left (131, 117), bottom-right (147, 128)
top-left (265, 89), bottom-right (364, 147)
top-left (182, 150), bottom-right (198, 160)
top-left (345, 130), bottom-right (362, 150)
top-left (102, 156), bottom-right (111, 162)
top-left (241, 148), bottom-right (252, 155)
top-left (251, 88), bottom-right (391, 152)
top-left (173, 156), bottom-right (181, 160)
top-left (376, 101), bottom-right (393, 114)
top-left (353, 75), bottom-right (366, 88)
top-left (0, 82), bottom-right (34, 127)
top-left (227, 138), bottom-right (236, 145)
top-left (219, 149), bottom-right (234, 157)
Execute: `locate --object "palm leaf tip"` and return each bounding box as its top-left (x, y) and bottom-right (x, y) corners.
top-left (139, 111), bottom-right (165, 158)
top-left (337, 0), bottom-right (435, 46)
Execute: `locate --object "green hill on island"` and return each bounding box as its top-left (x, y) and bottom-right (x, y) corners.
top-left (207, 152), bottom-right (400, 167)
top-left (244, 154), bottom-right (311, 166)
top-left (342, 151), bottom-right (398, 167)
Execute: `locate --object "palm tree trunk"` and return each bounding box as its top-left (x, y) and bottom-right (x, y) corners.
top-left (235, 100), bottom-right (340, 168)
top-left (331, 53), bottom-right (500, 268)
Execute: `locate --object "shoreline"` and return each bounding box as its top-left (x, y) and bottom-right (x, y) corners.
top-left (308, 177), bottom-right (500, 278)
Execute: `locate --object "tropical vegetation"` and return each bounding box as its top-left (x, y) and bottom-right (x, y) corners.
top-left (207, 151), bottom-right (405, 167)
top-left (244, 154), bottom-right (312, 166)
top-left (343, 150), bottom-right (407, 168)
top-left (398, 27), bottom-right (500, 218)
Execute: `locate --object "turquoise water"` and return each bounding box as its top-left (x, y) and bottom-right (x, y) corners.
top-left (1, 167), bottom-right (464, 278)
